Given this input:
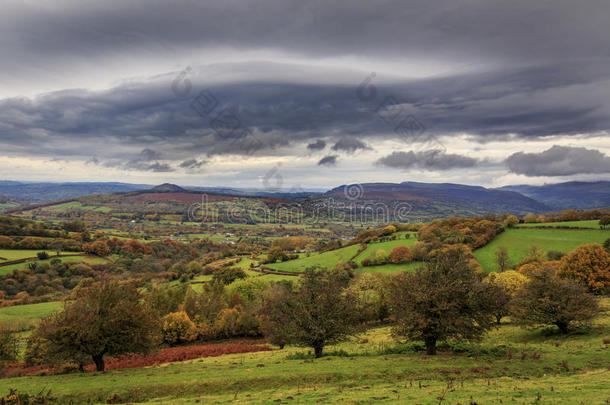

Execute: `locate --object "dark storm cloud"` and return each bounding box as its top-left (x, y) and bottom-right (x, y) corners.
top-left (1, 0), bottom-right (610, 171)
top-left (318, 155), bottom-right (338, 166)
top-left (505, 146), bottom-right (610, 176)
top-left (376, 151), bottom-right (479, 171)
top-left (331, 138), bottom-right (370, 154)
top-left (3, 0), bottom-right (609, 67)
top-left (307, 140), bottom-right (326, 151)
top-left (179, 159), bottom-right (205, 169)
top-left (1, 62), bottom-right (610, 165)
top-left (146, 162), bottom-right (174, 172)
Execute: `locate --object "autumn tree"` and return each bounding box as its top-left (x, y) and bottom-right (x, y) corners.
top-left (36, 280), bottom-right (159, 371)
top-left (259, 269), bottom-right (359, 358)
top-left (388, 246), bottom-right (413, 264)
top-left (212, 267), bottom-right (247, 285)
top-left (389, 245), bottom-right (495, 355)
top-left (266, 246), bottom-right (288, 263)
top-left (494, 246), bottom-right (511, 271)
top-left (503, 215), bottom-right (519, 228)
top-left (484, 271), bottom-right (527, 324)
top-left (518, 246), bottom-right (545, 267)
top-left (485, 270), bottom-right (528, 296)
top-left (558, 244), bottom-right (610, 294)
top-left (0, 327), bottom-right (17, 370)
top-left (0, 236), bottom-right (15, 249)
top-left (599, 215), bottom-right (610, 229)
top-left (259, 284), bottom-right (296, 349)
top-left (82, 239), bottom-right (111, 256)
top-left (523, 213), bottom-right (538, 223)
top-left (511, 266), bottom-right (599, 333)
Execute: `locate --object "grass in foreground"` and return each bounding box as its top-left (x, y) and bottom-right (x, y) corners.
top-left (0, 300), bottom-right (608, 404)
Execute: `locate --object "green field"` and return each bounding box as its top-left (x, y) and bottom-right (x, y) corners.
top-left (0, 301), bottom-right (63, 332)
top-left (355, 236), bottom-right (417, 265)
top-left (0, 249), bottom-right (54, 262)
top-left (266, 244), bottom-right (362, 272)
top-left (354, 261), bottom-right (421, 275)
top-left (0, 299), bottom-right (608, 404)
top-left (474, 228), bottom-right (609, 272)
top-left (517, 220), bottom-right (601, 229)
top-left (0, 255), bottom-right (109, 276)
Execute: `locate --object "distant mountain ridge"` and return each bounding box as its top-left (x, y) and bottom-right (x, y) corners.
top-left (1, 180), bottom-right (608, 216)
top-left (326, 181), bottom-right (550, 216)
top-left (497, 181), bottom-right (610, 210)
top-left (0, 181), bottom-right (151, 204)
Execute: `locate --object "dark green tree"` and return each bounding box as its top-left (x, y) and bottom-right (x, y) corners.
top-left (389, 245), bottom-right (495, 355)
top-left (36, 280), bottom-right (159, 371)
top-left (511, 267), bottom-right (600, 334)
top-left (260, 269), bottom-right (359, 358)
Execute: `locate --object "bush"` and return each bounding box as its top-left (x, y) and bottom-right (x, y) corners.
top-left (0, 389), bottom-right (56, 404)
top-left (161, 311), bottom-right (198, 345)
top-left (547, 250), bottom-right (565, 261)
top-left (37, 251), bottom-right (49, 260)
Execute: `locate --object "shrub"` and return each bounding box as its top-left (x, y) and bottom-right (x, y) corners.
top-left (161, 311), bottom-right (198, 345)
top-left (547, 250), bottom-right (565, 261)
top-left (0, 389), bottom-right (55, 404)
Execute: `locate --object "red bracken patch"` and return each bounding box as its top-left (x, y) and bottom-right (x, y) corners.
top-left (87, 342), bottom-right (272, 371)
top-left (2, 341), bottom-right (272, 377)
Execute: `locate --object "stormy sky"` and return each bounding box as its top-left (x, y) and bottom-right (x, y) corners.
top-left (1, 0), bottom-right (609, 189)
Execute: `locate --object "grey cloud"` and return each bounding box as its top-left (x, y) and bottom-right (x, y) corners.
top-left (179, 159), bottom-right (205, 169)
top-left (2, 1), bottom-right (609, 71)
top-left (318, 155), bottom-right (338, 166)
top-left (138, 149), bottom-right (162, 161)
top-left (2, 62), bottom-right (610, 166)
top-left (376, 151), bottom-right (479, 171)
top-left (146, 162), bottom-right (174, 172)
top-left (307, 139), bottom-right (326, 151)
top-left (331, 138), bottom-right (370, 154)
top-left (505, 145), bottom-right (610, 176)
top-left (1, 0), bottom-right (610, 178)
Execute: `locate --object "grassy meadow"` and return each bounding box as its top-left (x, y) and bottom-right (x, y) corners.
top-left (266, 244), bottom-right (362, 272)
top-left (473, 227), bottom-right (609, 272)
top-left (0, 299), bottom-right (607, 404)
top-left (517, 220), bottom-right (602, 229)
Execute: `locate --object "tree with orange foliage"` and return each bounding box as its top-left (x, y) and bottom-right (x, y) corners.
top-left (388, 246), bottom-right (413, 264)
top-left (0, 236), bottom-right (14, 249)
top-left (558, 244), bottom-right (610, 294)
top-left (83, 239), bottom-right (111, 256)
top-left (122, 240), bottom-right (153, 255)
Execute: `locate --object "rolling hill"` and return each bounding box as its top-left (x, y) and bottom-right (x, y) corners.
top-left (324, 182), bottom-right (550, 217)
top-left (4, 180), bottom-right (609, 220)
top-left (498, 181), bottom-right (610, 210)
